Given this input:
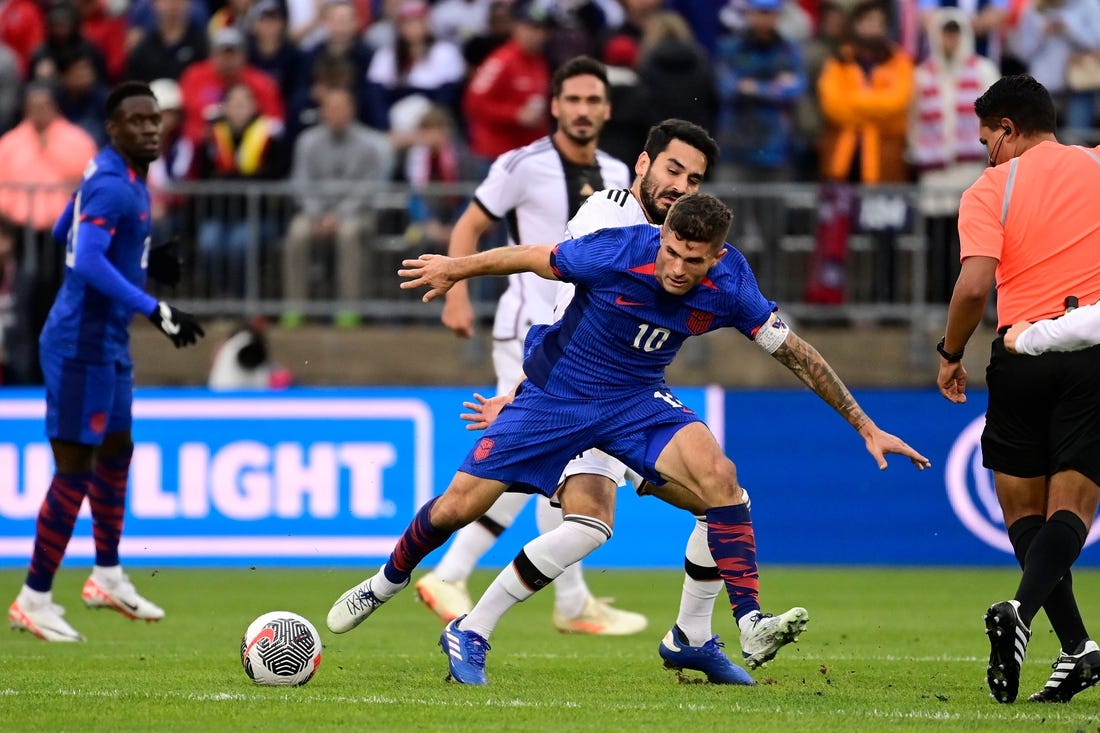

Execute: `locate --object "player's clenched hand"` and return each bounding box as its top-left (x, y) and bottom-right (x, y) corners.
top-left (460, 392), bottom-right (512, 431)
top-left (148, 301), bottom-right (205, 348)
top-left (937, 361), bottom-right (968, 403)
top-left (857, 421), bottom-right (931, 471)
top-left (399, 254), bottom-right (458, 303)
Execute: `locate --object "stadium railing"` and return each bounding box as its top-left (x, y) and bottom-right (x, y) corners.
top-left (0, 179), bottom-right (967, 350)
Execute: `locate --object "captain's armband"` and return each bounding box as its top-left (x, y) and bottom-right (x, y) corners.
top-left (751, 312), bottom-right (790, 354)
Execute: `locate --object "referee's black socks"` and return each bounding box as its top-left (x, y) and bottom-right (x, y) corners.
top-left (1012, 511), bottom-right (1090, 649)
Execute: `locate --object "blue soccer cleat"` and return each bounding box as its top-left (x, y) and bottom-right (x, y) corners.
top-left (659, 625), bottom-right (755, 685)
top-left (440, 615), bottom-right (491, 685)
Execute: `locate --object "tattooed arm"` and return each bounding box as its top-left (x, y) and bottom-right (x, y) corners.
top-left (769, 330), bottom-right (931, 470)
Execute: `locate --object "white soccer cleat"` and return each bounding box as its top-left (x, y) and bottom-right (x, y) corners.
top-left (415, 572), bottom-right (473, 623)
top-left (740, 607), bottom-right (809, 669)
top-left (327, 576), bottom-right (409, 634)
top-left (82, 571), bottom-right (165, 621)
top-left (552, 595), bottom-right (648, 636)
top-left (9, 590), bottom-right (85, 642)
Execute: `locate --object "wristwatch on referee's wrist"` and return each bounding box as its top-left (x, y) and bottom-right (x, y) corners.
top-left (936, 337), bottom-right (965, 363)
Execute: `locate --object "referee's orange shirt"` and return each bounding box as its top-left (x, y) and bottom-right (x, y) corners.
top-left (958, 140), bottom-right (1100, 329)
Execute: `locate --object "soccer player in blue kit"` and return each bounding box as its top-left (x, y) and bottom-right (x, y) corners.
top-left (329, 191), bottom-right (931, 683)
top-left (8, 82), bottom-right (205, 642)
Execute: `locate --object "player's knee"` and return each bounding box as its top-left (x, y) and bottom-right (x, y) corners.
top-left (430, 486), bottom-right (494, 531)
top-left (557, 473), bottom-right (617, 526)
top-left (696, 456), bottom-right (741, 506)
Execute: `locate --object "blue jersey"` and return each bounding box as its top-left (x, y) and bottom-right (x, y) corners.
top-left (525, 224), bottom-right (776, 399)
top-left (40, 147), bottom-right (156, 364)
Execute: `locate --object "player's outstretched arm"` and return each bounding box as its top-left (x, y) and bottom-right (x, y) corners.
top-left (399, 245), bottom-right (558, 303)
top-left (770, 330), bottom-right (931, 470)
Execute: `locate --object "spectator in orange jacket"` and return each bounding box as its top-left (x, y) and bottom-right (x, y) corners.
top-left (179, 26), bottom-right (285, 143)
top-left (0, 83), bottom-right (96, 383)
top-left (0, 83), bottom-right (96, 232)
top-left (462, 0), bottom-right (553, 163)
top-left (817, 0), bottom-right (914, 184)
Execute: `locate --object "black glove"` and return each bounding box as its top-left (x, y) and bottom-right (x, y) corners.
top-left (148, 301), bottom-right (205, 348)
top-left (147, 238), bottom-right (182, 287)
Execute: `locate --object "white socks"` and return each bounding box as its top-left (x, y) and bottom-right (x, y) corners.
top-left (433, 492), bottom-right (530, 583)
top-left (460, 514), bottom-right (611, 640)
top-left (676, 517), bottom-right (723, 647)
top-left (91, 564), bottom-right (122, 584)
top-left (369, 567), bottom-right (407, 599)
top-left (18, 585), bottom-right (51, 607)
top-left (535, 497), bottom-right (590, 618)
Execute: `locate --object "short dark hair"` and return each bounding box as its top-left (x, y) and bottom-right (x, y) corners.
top-left (849, 0), bottom-right (887, 23)
top-left (643, 119), bottom-right (719, 172)
top-left (974, 74), bottom-right (1057, 135)
top-left (551, 55), bottom-right (609, 98)
top-left (665, 192), bottom-right (731, 249)
top-left (105, 81), bottom-right (156, 119)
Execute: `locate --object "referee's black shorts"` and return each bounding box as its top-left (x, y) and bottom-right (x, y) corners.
top-left (982, 336), bottom-right (1100, 485)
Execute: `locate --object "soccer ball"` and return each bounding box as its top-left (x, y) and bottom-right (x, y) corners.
top-left (240, 611), bottom-right (322, 686)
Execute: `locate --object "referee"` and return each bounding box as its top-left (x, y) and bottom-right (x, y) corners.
top-left (938, 75), bottom-right (1100, 704)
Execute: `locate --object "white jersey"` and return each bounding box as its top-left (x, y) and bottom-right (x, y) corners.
top-left (1015, 301), bottom-right (1100, 355)
top-left (553, 187), bottom-right (655, 319)
top-left (474, 137), bottom-right (630, 341)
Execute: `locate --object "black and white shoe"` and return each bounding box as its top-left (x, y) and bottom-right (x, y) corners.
top-left (985, 600), bottom-right (1031, 703)
top-left (1029, 640), bottom-right (1100, 703)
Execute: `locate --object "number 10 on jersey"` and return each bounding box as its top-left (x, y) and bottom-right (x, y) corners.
top-left (633, 324), bottom-right (670, 352)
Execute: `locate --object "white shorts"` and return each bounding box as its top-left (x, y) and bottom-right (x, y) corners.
top-left (559, 448), bottom-right (633, 487)
top-left (492, 337), bottom-right (525, 396)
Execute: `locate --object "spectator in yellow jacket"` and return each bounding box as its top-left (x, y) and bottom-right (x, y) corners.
top-left (817, 0), bottom-right (913, 184)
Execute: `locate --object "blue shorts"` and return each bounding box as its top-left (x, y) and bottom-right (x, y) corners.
top-left (42, 352), bottom-right (133, 446)
top-left (458, 381), bottom-right (701, 496)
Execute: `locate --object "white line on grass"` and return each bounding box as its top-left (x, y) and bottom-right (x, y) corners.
top-left (0, 688), bottom-right (1094, 723)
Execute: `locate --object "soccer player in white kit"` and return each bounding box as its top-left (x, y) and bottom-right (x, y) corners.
top-left (416, 56), bottom-right (646, 634)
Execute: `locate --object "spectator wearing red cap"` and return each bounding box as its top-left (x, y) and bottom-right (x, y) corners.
top-left (179, 26), bottom-right (285, 142)
top-left (462, 1), bottom-right (553, 162)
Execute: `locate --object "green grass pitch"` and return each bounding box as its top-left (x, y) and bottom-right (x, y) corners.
top-left (3, 566), bottom-right (1100, 732)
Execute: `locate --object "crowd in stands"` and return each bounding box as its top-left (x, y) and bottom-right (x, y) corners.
top-left (2, 0), bottom-right (1100, 381)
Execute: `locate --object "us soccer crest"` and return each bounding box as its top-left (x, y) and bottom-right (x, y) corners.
top-left (686, 310), bottom-right (714, 335)
top-left (473, 438), bottom-right (495, 461)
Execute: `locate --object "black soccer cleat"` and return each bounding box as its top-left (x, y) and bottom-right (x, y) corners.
top-left (985, 600), bottom-right (1031, 703)
top-left (1029, 640), bottom-right (1100, 703)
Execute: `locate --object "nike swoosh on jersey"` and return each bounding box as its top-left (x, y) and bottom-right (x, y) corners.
top-left (615, 295), bottom-right (645, 306)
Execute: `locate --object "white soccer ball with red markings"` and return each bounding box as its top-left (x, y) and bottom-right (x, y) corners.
top-left (241, 611), bottom-right (322, 686)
